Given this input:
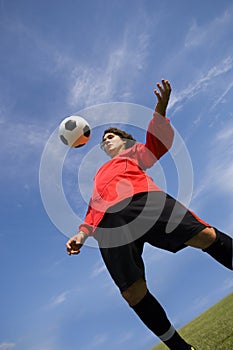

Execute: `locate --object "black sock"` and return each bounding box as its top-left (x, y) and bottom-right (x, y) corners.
top-left (131, 291), bottom-right (191, 349)
top-left (203, 229), bottom-right (233, 270)
top-left (164, 332), bottom-right (193, 349)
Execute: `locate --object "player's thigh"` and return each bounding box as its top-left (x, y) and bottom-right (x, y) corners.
top-left (145, 194), bottom-right (211, 253)
top-left (99, 240), bottom-right (145, 293)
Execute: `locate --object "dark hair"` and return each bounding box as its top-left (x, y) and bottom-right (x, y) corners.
top-left (101, 127), bottom-right (136, 150)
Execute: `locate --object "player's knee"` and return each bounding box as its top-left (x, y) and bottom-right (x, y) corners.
top-left (199, 227), bottom-right (217, 249)
top-left (121, 278), bottom-right (147, 306)
top-left (186, 227), bottom-right (217, 249)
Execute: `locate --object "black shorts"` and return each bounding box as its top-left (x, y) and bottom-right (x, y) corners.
top-left (95, 191), bottom-right (210, 292)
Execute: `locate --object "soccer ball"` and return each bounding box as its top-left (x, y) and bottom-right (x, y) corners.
top-left (59, 116), bottom-right (91, 148)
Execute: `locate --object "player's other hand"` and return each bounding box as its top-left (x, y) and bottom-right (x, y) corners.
top-left (66, 231), bottom-right (88, 255)
top-left (154, 79), bottom-right (171, 117)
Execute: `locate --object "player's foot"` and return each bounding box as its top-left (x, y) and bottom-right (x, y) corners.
top-left (190, 346), bottom-right (196, 350)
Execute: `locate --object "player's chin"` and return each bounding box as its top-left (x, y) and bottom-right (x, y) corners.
top-left (105, 149), bottom-right (114, 157)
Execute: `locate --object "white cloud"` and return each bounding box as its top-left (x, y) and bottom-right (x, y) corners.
top-left (0, 119), bottom-right (52, 186)
top-left (117, 331), bottom-right (134, 344)
top-left (91, 260), bottom-right (107, 278)
top-left (209, 79), bottom-right (233, 112)
top-left (211, 122), bottom-right (233, 173)
top-left (0, 344), bottom-right (15, 350)
top-left (185, 8), bottom-right (233, 49)
top-left (1, 120), bottom-right (51, 158)
top-left (85, 334), bottom-right (109, 350)
top-left (143, 244), bottom-right (166, 265)
top-left (221, 277), bottom-right (233, 292)
top-left (68, 31), bottom-right (150, 109)
top-left (192, 121), bottom-right (233, 211)
top-left (166, 5), bottom-right (233, 116)
top-left (217, 125), bottom-right (233, 142)
top-left (49, 291), bottom-right (69, 307)
top-left (184, 277), bottom-right (233, 320)
top-left (169, 56), bottom-right (233, 114)
top-left (193, 295), bottom-right (213, 313)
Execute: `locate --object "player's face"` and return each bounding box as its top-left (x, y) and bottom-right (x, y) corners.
top-left (101, 133), bottom-right (126, 158)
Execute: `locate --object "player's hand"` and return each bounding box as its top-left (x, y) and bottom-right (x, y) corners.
top-left (154, 79), bottom-right (171, 117)
top-left (66, 231), bottom-right (88, 255)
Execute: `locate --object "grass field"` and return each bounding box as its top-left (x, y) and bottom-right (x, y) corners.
top-left (151, 292), bottom-right (233, 350)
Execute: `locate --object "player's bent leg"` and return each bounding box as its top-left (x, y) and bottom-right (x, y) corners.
top-left (202, 228), bottom-right (233, 270)
top-left (185, 227), bottom-right (233, 270)
top-left (185, 227), bottom-right (216, 249)
top-left (122, 278), bottom-right (195, 349)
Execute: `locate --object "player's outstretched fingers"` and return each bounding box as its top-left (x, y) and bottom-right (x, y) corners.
top-left (154, 79), bottom-right (172, 116)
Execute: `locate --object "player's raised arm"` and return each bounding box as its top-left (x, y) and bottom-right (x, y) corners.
top-left (154, 79), bottom-right (171, 117)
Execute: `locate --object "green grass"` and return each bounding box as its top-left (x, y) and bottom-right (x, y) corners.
top-left (151, 292), bottom-right (233, 350)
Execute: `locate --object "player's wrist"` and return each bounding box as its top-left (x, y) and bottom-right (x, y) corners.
top-left (155, 106), bottom-right (166, 117)
top-left (79, 230), bottom-right (89, 241)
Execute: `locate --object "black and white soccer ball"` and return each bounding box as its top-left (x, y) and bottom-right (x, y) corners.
top-left (59, 116), bottom-right (91, 148)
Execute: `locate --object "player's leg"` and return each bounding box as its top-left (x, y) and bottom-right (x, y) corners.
top-left (145, 192), bottom-right (232, 271)
top-left (96, 195), bottom-right (197, 349)
top-left (185, 227), bottom-right (233, 270)
top-left (185, 227), bottom-right (216, 249)
top-left (122, 278), bottom-right (195, 350)
top-left (98, 238), bottom-right (195, 349)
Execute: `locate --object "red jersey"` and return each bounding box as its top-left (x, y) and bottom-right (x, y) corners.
top-left (79, 112), bottom-right (174, 235)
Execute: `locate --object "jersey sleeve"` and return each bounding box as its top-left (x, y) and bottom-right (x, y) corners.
top-left (79, 202), bottom-right (94, 235)
top-left (136, 111), bottom-right (174, 169)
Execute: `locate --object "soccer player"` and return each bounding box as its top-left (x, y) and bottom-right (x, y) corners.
top-left (66, 80), bottom-right (232, 350)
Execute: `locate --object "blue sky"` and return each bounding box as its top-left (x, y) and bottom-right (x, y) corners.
top-left (1, 1), bottom-right (233, 349)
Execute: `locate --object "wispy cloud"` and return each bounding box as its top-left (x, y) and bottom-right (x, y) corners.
top-left (117, 331), bottom-right (134, 344)
top-left (222, 277), bottom-right (233, 292)
top-left (91, 260), bottom-right (107, 278)
top-left (185, 275), bottom-right (233, 320)
top-left (192, 121), bottom-right (233, 213)
top-left (0, 343), bottom-right (16, 350)
top-left (1, 121), bottom-right (49, 155)
top-left (68, 31), bottom-right (150, 109)
top-left (169, 56), bottom-right (233, 114)
top-left (85, 334), bottom-right (109, 350)
top-left (209, 79), bottom-right (233, 112)
top-left (166, 5), bottom-right (233, 116)
top-left (0, 120), bottom-right (51, 185)
top-left (184, 8), bottom-right (233, 49)
top-left (143, 244), bottom-right (166, 265)
top-left (49, 291), bottom-right (69, 307)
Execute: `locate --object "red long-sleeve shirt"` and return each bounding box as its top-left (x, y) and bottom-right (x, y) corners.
top-left (79, 112), bottom-right (174, 235)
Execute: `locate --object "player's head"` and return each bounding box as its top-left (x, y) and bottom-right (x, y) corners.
top-left (100, 127), bottom-right (136, 158)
